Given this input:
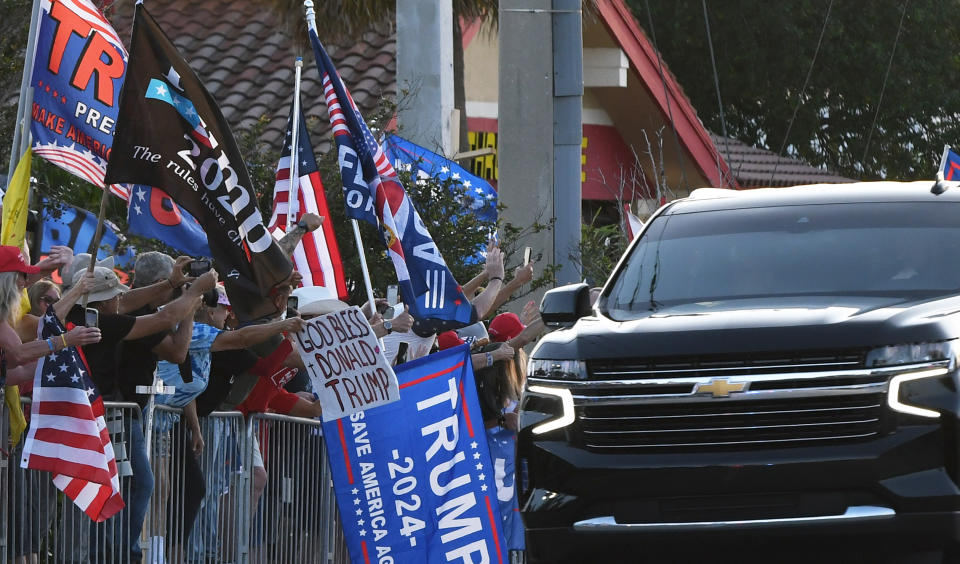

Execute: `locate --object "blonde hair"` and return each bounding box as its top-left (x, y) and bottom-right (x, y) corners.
top-left (27, 279), bottom-right (60, 316)
top-left (0, 272), bottom-right (23, 324)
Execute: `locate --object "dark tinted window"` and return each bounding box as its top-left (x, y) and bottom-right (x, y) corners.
top-left (606, 202), bottom-right (960, 319)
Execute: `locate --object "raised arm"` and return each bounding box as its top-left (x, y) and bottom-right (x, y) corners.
top-left (470, 245), bottom-right (505, 320)
top-left (123, 271), bottom-right (215, 341)
top-left (119, 256), bottom-right (195, 314)
top-left (277, 213), bottom-right (324, 257)
top-left (210, 317), bottom-right (305, 352)
top-left (490, 263), bottom-right (534, 313)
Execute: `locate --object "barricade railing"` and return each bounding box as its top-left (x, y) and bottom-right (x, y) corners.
top-left (147, 405), bottom-right (252, 564)
top-left (247, 412), bottom-right (349, 564)
top-left (0, 396), bottom-right (143, 564)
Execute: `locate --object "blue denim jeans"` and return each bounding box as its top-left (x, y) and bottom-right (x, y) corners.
top-left (123, 418), bottom-right (154, 559)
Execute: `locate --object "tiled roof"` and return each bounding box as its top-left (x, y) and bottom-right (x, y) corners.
top-left (109, 0), bottom-right (396, 154)
top-left (711, 134), bottom-right (855, 188)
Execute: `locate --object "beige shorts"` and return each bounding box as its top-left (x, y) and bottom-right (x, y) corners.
top-left (252, 435), bottom-right (264, 469)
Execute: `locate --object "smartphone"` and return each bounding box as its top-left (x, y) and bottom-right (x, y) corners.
top-left (188, 259), bottom-right (211, 277)
top-left (386, 284), bottom-right (399, 306)
top-left (523, 246), bottom-right (532, 267)
top-left (287, 296), bottom-right (299, 311)
top-left (84, 307), bottom-right (99, 328)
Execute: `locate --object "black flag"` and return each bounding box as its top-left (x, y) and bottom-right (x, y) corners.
top-left (104, 4), bottom-right (291, 322)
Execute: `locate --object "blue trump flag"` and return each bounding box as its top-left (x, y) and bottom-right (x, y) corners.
top-left (41, 202), bottom-right (135, 267)
top-left (322, 345), bottom-right (506, 564)
top-left (384, 134), bottom-right (498, 224)
top-left (127, 185), bottom-right (211, 258)
top-left (28, 0), bottom-right (130, 201)
top-left (941, 147), bottom-right (960, 181)
top-left (310, 31), bottom-right (477, 336)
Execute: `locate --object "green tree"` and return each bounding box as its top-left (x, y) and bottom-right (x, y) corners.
top-left (630, 0), bottom-right (960, 180)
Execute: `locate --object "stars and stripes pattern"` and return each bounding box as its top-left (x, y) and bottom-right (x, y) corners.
top-left (20, 309), bottom-right (124, 522)
top-left (310, 30), bottom-right (476, 334)
top-left (268, 105), bottom-right (348, 299)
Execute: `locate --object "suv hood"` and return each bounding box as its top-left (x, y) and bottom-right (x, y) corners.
top-left (533, 294), bottom-right (960, 360)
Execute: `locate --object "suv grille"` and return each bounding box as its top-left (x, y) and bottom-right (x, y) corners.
top-left (572, 349), bottom-right (896, 452)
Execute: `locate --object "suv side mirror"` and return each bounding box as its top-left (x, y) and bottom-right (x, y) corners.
top-left (540, 283), bottom-right (592, 327)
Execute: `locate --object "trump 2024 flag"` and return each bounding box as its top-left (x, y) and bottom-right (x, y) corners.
top-left (104, 3), bottom-right (291, 322)
top-left (309, 31), bottom-right (476, 336)
top-left (322, 345), bottom-right (505, 564)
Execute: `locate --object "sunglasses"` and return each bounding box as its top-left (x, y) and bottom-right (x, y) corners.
top-left (38, 295), bottom-right (59, 304)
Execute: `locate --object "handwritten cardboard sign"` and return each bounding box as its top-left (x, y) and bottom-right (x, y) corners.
top-left (294, 306), bottom-right (399, 421)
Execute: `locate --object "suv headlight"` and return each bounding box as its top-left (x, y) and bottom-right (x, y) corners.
top-left (867, 341), bottom-right (955, 419)
top-left (528, 359), bottom-right (588, 380)
top-left (866, 341), bottom-right (952, 367)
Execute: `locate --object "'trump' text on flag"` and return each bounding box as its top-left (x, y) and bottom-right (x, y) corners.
top-left (29, 0), bottom-right (130, 200)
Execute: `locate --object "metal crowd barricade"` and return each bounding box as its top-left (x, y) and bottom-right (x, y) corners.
top-left (248, 412), bottom-right (349, 564)
top-left (146, 405), bottom-right (250, 564)
top-left (0, 396), bottom-right (143, 564)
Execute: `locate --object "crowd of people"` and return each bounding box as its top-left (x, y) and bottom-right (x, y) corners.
top-left (0, 213), bottom-right (543, 563)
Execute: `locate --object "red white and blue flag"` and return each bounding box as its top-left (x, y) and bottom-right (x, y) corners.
top-left (268, 105), bottom-right (348, 299)
top-left (940, 146), bottom-right (960, 181)
top-left (28, 0), bottom-right (130, 201)
top-left (20, 309), bottom-right (124, 522)
top-left (309, 31), bottom-right (476, 335)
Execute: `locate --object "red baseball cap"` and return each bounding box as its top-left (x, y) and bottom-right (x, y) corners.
top-left (488, 312), bottom-right (525, 342)
top-left (0, 246), bottom-right (41, 275)
top-left (437, 331), bottom-right (466, 351)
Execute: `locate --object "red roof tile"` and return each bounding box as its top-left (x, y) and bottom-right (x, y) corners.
top-left (108, 0), bottom-right (396, 152)
top-left (711, 134), bottom-right (854, 188)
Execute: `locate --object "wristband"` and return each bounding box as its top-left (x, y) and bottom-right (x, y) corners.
top-left (60, 334), bottom-right (68, 348)
top-left (166, 278), bottom-right (176, 289)
top-left (297, 218), bottom-right (309, 230)
top-left (486, 352), bottom-right (493, 367)
top-left (489, 276), bottom-right (503, 283)
top-left (46, 338), bottom-right (55, 353)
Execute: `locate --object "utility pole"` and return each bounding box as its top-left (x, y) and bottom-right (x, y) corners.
top-left (499, 0), bottom-right (583, 288)
top-left (396, 0), bottom-right (455, 155)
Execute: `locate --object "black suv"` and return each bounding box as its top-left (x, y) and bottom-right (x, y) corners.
top-left (519, 182), bottom-right (960, 562)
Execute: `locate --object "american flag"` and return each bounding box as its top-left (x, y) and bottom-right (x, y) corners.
top-left (309, 30), bottom-right (477, 334)
top-left (20, 309), bottom-right (124, 522)
top-left (268, 104), bottom-right (348, 299)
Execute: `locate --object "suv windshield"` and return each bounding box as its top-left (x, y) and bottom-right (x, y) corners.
top-left (606, 201), bottom-right (960, 319)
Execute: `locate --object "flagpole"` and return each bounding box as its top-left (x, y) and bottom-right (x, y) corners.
top-left (81, 188), bottom-right (111, 307)
top-left (938, 145), bottom-right (951, 182)
top-left (305, 0), bottom-right (378, 310)
top-left (288, 58), bottom-right (303, 229)
top-left (6, 0), bottom-right (42, 191)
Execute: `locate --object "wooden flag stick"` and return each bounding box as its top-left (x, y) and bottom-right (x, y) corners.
top-left (81, 188), bottom-right (112, 308)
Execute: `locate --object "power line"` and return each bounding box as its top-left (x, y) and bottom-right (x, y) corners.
top-left (769, 0), bottom-right (834, 186)
top-left (701, 0), bottom-right (732, 187)
top-left (643, 0), bottom-right (689, 193)
top-left (860, 0), bottom-right (909, 173)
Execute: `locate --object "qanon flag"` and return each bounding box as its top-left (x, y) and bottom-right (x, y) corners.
top-left (104, 4), bottom-right (291, 322)
top-left (29, 0), bottom-right (130, 201)
top-left (127, 185), bottom-right (212, 258)
top-left (310, 31), bottom-right (476, 335)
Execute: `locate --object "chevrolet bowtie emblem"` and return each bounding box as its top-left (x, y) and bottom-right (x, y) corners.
top-left (695, 378), bottom-right (747, 398)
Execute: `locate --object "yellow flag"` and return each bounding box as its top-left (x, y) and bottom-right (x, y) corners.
top-left (2, 149), bottom-right (32, 446)
top-left (2, 148), bottom-right (31, 246)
